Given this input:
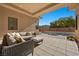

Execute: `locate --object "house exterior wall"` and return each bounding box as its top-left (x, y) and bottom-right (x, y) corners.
top-left (0, 6), bottom-right (38, 37)
top-left (23, 21), bottom-right (38, 32)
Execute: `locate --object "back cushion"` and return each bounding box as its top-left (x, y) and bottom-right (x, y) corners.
top-left (19, 32), bottom-right (27, 36)
top-left (14, 33), bottom-right (25, 43)
top-left (6, 33), bottom-right (17, 45)
top-left (3, 32), bottom-right (25, 46)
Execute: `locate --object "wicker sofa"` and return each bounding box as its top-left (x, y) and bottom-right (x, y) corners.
top-left (0, 32), bottom-right (34, 56)
top-left (0, 32), bottom-right (43, 56)
top-left (2, 39), bottom-right (34, 56)
top-left (19, 32), bottom-right (43, 47)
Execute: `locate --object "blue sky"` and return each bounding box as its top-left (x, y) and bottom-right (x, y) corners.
top-left (39, 7), bottom-right (76, 26)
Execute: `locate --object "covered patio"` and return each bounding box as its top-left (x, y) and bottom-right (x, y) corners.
top-left (0, 3), bottom-right (79, 56)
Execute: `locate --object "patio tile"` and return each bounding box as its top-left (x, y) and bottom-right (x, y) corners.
top-left (33, 33), bottom-right (79, 56)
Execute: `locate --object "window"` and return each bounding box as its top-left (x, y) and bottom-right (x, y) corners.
top-left (8, 17), bottom-right (18, 30)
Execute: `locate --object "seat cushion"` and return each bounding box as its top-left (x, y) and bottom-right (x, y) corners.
top-left (21, 36), bottom-right (32, 41)
top-left (32, 36), bottom-right (43, 43)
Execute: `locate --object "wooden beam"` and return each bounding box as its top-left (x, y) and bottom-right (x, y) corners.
top-left (76, 5), bottom-right (79, 15)
top-left (33, 3), bottom-right (68, 17)
top-left (68, 3), bottom-right (78, 11)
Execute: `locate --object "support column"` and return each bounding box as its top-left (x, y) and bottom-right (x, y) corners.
top-left (75, 4), bottom-right (79, 51)
top-left (76, 4), bottom-right (79, 30)
top-left (76, 16), bottom-right (78, 30)
top-left (67, 3), bottom-right (78, 30)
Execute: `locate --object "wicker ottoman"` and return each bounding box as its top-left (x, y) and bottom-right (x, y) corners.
top-left (32, 37), bottom-right (43, 47)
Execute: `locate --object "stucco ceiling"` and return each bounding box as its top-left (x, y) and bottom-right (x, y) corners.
top-left (0, 3), bottom-right (59, 17)
top-left (11, 3), bottom-right (50, 13)
top-left (1, 3), bottom-right (77, 18)
top-left (9, 3), bottom-right (58, 15)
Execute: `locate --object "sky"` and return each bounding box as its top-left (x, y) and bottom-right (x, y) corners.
top-left (39, 7), bottom-right (76, 26)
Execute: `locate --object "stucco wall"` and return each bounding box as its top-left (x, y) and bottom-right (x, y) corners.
top-left (0, 6), bottom-right (38, 37)
top-left (0, 7), bottom-right (4, 37)
top-left (23, 21), bottom-right (38, 32)
top-left (77, 15), bottom-right (79, 30)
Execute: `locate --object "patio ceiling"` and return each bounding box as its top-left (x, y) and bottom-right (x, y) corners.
top-left (0, 3), bottom-right (78, 18)
top-left (0, 3), bottom-right (57, 17)
top-left (11, 3), bottom-right (53, 14)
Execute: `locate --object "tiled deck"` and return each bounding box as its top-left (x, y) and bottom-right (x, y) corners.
top-left (0, 33), bottom-right (79, 56)
top-left (32, 33), bottom-right (79, 56)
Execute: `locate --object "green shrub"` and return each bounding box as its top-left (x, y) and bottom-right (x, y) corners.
top-left (67, 36), bottom-right (77, 41)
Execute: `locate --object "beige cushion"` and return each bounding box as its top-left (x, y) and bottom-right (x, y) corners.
top-left (7, 32), bottom-right (25, 45)
top-left (11, 32), bottom-right (16, 37)
top-left (26, 32), bottom-right (32, 36)
top-left (19, 32), bottom-right (27, 36)
top-left (14, 35), bottom-right (22, 43)
top-left (6, 33), bottom-right (16, 45)
top-left (14, 33), bottom-right (25, 43)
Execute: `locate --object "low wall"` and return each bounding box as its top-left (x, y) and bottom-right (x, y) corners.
top-left (39, 28), bottom-right (75, 32)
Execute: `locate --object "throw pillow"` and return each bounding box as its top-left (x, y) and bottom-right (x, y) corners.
top-left (26, 32), bottom-right (32, 36)
top-left (14, 33), bottom-right (25, 43)
top-left (19, 32), bottom-right (27, 36)
top-left (11, 32), bottom-right (16, 37)
top-left (6, 33), bottom-right (17, 45)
